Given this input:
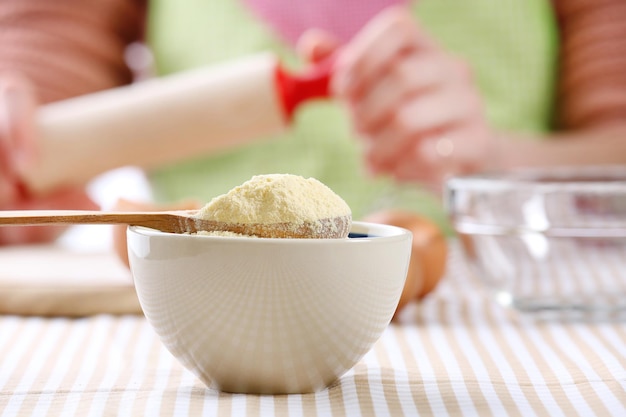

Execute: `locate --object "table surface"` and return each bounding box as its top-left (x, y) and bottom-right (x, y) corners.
top-left (1, 241), bottom-right (625, 417)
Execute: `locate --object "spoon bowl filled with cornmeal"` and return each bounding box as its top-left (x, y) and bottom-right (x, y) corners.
top-left (126, 174), bottom-right (413, 394)
top-left (191, 174), bottom-right (352, 239)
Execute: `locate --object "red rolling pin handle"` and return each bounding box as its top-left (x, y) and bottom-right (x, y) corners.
top-left (274, 58), bottom-right (333, 121)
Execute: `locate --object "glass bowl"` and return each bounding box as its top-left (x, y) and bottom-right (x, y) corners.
top-left (446, 165), bottom-right (626, 319)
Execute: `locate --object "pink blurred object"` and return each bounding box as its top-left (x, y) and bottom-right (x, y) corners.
top-left (243, 0), bottom-right (407, 45)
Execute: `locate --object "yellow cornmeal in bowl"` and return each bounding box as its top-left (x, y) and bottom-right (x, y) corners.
top-left (195, 174), bottom-right (351, 236)
top-left (195, 230), bottom-right (257, 237)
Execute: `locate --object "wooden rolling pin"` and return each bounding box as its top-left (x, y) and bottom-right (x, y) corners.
top-left (22, 53), bottom-right (331, 195)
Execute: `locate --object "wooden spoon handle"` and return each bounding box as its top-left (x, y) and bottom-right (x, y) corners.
top-left (0, 210), bottom-right (176, 227)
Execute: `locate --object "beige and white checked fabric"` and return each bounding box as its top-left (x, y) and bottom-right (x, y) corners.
top-left (1, 242), bottom-right (625, 416)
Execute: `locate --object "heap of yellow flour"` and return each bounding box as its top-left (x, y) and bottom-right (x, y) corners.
top-left (196, 174), bottom-right (351, 228)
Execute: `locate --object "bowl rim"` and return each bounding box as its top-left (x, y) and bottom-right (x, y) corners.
top-left (446, 165), bottom-right (626, 193)
top-left (127, 220), bottom-right (412, 243)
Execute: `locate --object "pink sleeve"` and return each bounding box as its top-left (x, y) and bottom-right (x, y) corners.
top-left (0, 0), bottom-right (146, 104)
top-left (554, 0), bottom-right (626, 130)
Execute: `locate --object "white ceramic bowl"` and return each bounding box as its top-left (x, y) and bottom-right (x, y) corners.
top-left (127, 221), bottom-right (412, 394)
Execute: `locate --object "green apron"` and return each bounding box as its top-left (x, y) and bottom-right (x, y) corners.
top-left (145, 0), bottom-right (558, 228)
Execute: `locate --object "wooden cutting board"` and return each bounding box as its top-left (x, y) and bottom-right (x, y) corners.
top-left (0, 243), bottom-right (142, 317)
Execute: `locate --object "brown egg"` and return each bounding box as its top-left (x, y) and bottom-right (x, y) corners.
top-left (111, 198), bottom-right (202, 268)
top-left (362, 210), bottom-right (448, 319)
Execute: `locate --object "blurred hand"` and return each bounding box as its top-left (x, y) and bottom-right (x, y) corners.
top-left (301, 6), bottom-right (496, 190)
top-left (0, 73), bottom-right (37, 206)
top-left (297, 28), bottom-right (341, 64)
top-left (0, 72), bottom-right (97, 245)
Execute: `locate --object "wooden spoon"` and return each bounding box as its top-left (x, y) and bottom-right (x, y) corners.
top-left (0, 210), bottom-right (351, 239)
